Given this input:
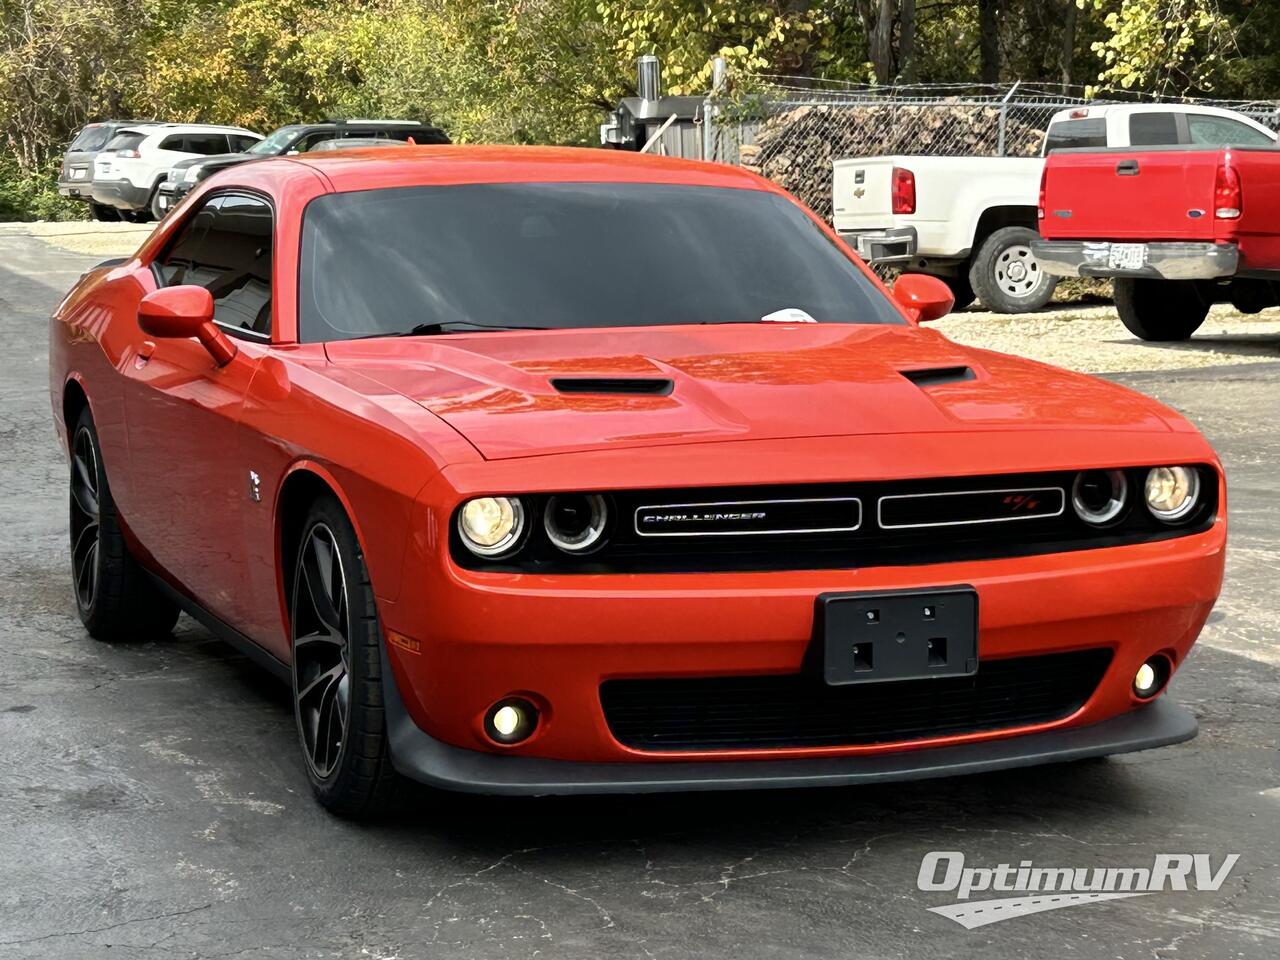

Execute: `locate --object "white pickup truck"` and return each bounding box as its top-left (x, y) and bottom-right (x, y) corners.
top-left (832, 104), bottom-right (1277, 312)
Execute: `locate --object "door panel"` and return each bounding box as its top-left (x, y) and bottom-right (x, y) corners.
top-left (121, 339), bottom-right (261, 622)
top-left (121, 190), bottom-right (277, 626)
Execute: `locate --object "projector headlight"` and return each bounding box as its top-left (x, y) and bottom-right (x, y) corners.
top-left (457, 496), bottom-right (525, 557)
top-left (1144, 466), bottom-right (1200, 523)
top-left (1072, 469), bottom-right (1128, 526)
top-left (544, 493), bottom-right (608, 553)
top-left (181, 165), bottom-right (203, 183)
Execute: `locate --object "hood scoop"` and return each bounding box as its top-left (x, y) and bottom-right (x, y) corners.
top-left (550, 377), bottom-right (674, 396)
top-left (899, 365), bottom-right (975, 388)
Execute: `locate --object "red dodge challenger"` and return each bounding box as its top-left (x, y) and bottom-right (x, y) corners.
top-left (49, 146), bottom-right (1225, 817)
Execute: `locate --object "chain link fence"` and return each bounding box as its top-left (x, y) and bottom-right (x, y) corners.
top-left (696, 77), bottom-right (1280, 221)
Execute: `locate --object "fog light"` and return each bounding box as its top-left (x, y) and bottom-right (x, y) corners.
top-left (1145, 466), bottom-right (1200, 523)
top-left (458, 496), bottom-right (525, 557)
top-left (484, 697), bottom-right (539, 744)
top-left (1133, 657), bottom-right (1171, 699)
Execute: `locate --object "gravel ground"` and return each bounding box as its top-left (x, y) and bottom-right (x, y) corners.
top-left (937, 303), bottom-right (1280, 374)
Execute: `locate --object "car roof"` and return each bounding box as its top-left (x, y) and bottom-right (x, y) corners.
top-left (279, 144), bottom-right (773, 194)
top-left (1049, 103), bottom-right (1273, 122)
top-left (118, 123), bottom-right (261, 137)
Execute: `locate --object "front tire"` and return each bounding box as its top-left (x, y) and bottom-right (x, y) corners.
top-left (69, 406), bottom-right (178, 641)
top-left (969, 226), bottom-right (1057, 313)
top-left (290, 495), bottom-right (401, 818)
top-left (1114, 278), bottom-right (1211, 341)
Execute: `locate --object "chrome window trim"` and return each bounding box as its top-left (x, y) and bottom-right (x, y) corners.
top-left (213, 321), bottom-right (271, 341)
top-left (633, 497), bottom-right (862, 538)
top-left (877, 486), bottom-right (1065, 530)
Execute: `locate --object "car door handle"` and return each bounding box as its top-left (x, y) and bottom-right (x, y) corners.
top-left (1116, 159), bottom-right (1140, 176)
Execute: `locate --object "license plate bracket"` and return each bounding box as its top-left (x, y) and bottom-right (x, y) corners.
top-left (819, 586), bottom-right (978, 685)
top-left (1108, 242), bottom-right (1146, 271)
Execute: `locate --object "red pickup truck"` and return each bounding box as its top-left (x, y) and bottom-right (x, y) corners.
top-left (1032, 145), bottom-right (1280, 340)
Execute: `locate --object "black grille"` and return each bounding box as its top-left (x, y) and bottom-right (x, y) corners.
top-left (600, 649), bottom-right (1112, 751)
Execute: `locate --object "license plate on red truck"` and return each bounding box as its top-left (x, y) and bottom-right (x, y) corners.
top-left (1108, 243), bottom-right (1146, 271)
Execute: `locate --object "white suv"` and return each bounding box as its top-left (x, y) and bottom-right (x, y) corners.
top-left (91, 124), bottom-right (262, 222)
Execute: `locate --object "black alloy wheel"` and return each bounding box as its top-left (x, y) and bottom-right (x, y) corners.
top-left (70, 425), bottom-right (101, 614)
top-left (291, 522), bottom-right (352, 780)
top-left (288, 495), bottom-right (402, 817)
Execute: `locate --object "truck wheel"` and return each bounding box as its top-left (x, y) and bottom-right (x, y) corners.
top-left (89, 203), bottom-right (120, 222)
top-left (938, 273), bottom-right (976, 311)
top-left (1114, 278), bottom-right (1211, 341)
top-left (969, 226), bottom-right (1057, 313)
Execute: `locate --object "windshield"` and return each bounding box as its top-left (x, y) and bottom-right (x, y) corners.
top-left (245, 128), bottom-right (299, 155)
top-left (298, 182), bottom-right (902, 342)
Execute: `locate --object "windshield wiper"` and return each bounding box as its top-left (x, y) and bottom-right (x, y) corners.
top-left (359, 321), bottom-right (547, 339)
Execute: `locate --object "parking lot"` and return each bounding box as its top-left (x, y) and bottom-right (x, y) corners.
top-left (2, 226), bottom-right (1279, 959)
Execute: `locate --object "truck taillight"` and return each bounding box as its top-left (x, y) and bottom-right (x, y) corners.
top-left (1037, 166), bottom-right (1047, 220)
top-left (891, 167), bottom-right (915, 215)
top-left (1214, 162), bottom-right (1241, 219)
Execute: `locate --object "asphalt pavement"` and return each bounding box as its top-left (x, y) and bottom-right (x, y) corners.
top-left (1, 235), bottom-right (1278, 959)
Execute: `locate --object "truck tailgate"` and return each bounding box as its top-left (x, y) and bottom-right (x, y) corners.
top-left (1041, 149), bottom-right (1223, 241)
top-left (832, 157), bottom-right (897, 224)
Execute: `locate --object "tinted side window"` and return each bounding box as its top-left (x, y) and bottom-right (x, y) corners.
top-left (229, 135), bottom-right (259, 152)
top-left (294, 131), bottom-right (337, 152)
top-left (184, 133), bottom-right (233, 155)
top-left (158, 134), bottom-right (186, 151)
top-left (1187, 114), bottom-right (1275, 146)
top-left (1129, 112), bottom-right (1181, 145)
top-left (1044, 118), bottom-right (1106, 152)
top-left (158, 194), bottom-right (273, 335)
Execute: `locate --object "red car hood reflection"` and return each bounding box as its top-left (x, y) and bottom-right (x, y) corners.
top-left (324, 324), bottom-right (1171, 461)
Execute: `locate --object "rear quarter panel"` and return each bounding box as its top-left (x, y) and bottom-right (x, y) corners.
top-left (1228, 149), bottom-right (1280, 269)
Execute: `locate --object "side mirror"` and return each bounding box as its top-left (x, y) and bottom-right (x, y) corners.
top-left (138, 285), bottom-right (237, 366)
top-left (892, 273), bottom-right (955, 323)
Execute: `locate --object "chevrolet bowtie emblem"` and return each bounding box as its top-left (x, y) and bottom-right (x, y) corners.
top-left (853, 187), bottom-right (866, 199)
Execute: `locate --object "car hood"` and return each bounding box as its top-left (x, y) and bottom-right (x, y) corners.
top-left (324, 324), bottom-right (1172, 461)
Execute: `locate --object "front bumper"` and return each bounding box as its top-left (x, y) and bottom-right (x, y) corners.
top-left (1032, 240), bottom-right (1238, 280)
top-left (380, 509), bottom-right (1224, 778)
top-left (91, 178), bottom-right (151, 211)
top-left (382, 638), bottom-right (1197, 795)
top-left (156, 180), bottom-right (192, 214)
top-left (839, 226), bottom-right (917, 264)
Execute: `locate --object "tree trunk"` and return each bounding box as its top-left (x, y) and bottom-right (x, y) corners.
top-left (978, 0), bottom-right (1000, 84)
top-left (858, 0), bottom-right (894, 84)
top-left (1060, 0), bottom-right (1077, 91)
top-left (899, 0), bottom-right (916, 83)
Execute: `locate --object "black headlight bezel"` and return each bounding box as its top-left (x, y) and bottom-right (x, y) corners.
top-left (448, 465), bottom-right (1218, 574)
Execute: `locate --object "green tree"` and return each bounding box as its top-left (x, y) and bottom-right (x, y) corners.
top-left (1080, 0), bottom-right (1237, 94)
top-left (0, 0), bottom-right (147, 166)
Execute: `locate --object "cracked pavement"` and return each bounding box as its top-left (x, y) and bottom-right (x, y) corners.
top-left (1, 235), bottom-right (1277, 959)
